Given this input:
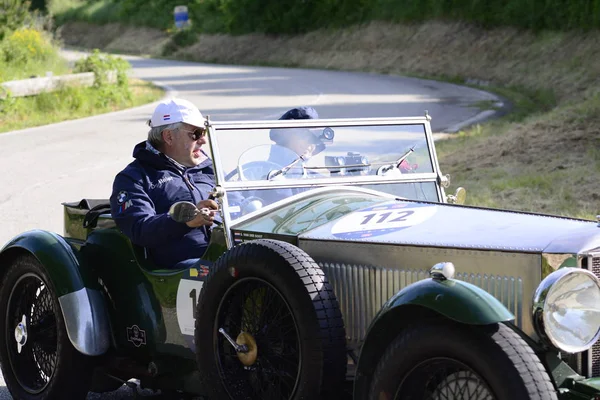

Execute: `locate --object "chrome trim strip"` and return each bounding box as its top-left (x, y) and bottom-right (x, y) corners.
top-left (220, 174), bottom-right (440, 191)
top-left (58, 288), bottom-right (110, 356)
top-left (587, 254), bottom-right (600, 377)
top-left (210, 116), bottom-right (431, 130)
top-left (423, 117), bottom-right (447, 201)
top-left (205, 116), bottom-right (234, 248)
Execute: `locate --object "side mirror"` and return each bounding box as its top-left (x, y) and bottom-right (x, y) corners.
top-left (446, 187), bottom-right (467, 205)
top-left (169, 201), bottom-right (199, 223)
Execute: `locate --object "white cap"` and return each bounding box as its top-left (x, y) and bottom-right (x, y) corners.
top-left (149, 98), bottom-right (204, 128)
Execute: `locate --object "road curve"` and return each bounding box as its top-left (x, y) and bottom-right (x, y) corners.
top-left (0, 50), bottom-right (500, 399)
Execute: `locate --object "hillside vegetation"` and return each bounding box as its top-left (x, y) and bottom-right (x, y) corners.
top-left (50, 0), bottom-right (600, 34)
top-left (46, 0), bottom-right (600, 219)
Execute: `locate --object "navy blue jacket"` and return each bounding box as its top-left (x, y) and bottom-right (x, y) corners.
top-left (110, 141), bottom-right (216, 268)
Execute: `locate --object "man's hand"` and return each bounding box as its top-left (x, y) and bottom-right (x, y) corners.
top-left (186, 199), bottom-right (219, 228)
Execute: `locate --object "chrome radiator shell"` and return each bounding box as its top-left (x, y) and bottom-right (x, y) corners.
top-left (300, 239), bottom-right (542, 351)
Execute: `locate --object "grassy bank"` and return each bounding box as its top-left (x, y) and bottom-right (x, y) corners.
top-left (55, 20), bottom-right (600, 219)
top-left (0, 78), bottom-right (163, 133)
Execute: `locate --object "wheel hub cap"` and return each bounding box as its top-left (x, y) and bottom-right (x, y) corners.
top-left (236, 332), bottom-right (258, 366)
top-left (14, 315), bottom-right (27, 353)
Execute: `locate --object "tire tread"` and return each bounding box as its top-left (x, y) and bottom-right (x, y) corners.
top-left (196, 239), bottom-right (347, 399)
top-left (368, 321), bottom-right (558, 400)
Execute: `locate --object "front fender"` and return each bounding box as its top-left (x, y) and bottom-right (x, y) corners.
top-left (386, 277), bottom-right (515, 325)
top-left (354, 277), bottom-right (514, 399)
top-left (0, 230), bottom-right (110, 356)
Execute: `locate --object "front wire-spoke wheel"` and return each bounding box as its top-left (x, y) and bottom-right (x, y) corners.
top-left (398, 358), bottom-right (494, 400)
top-left (369, 322), bottom-right (558, 400)
top-left (195, 239), bottom-right (347, 400)
top-left (216, 278), bottom-right (300, 400)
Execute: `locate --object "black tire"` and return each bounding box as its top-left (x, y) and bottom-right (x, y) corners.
top-left (0, 255), bottom-right (94, 400)
top-left (369, 321), bottom-right (557, 400)
top-left (195, 239), bottom-right (347, 400)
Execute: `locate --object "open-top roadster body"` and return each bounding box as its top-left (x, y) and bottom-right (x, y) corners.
top-left (1, 114), bottom-right (600, 400)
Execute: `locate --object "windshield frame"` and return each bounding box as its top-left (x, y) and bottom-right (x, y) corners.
top-left (204, 115), bottom-right (446, 246)
top-left (208, 116), bottom-right (443, 189)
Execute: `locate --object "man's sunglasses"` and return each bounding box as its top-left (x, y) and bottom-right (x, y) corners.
top-left (180, 127), bottom-right (207, 141)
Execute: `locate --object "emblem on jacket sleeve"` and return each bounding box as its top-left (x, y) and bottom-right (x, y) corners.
top-left (126, 325), bottom-right (147, 347)
top-left (116, 191), bottom-right (133, 214)
top-left (117, 191), bottom-right (128, 204)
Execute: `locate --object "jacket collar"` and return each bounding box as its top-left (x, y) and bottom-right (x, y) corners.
top-left (132, 141), bottom-right (212, 173)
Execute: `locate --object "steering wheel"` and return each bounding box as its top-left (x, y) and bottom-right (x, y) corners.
top-left (238, 160), bottom-right (287, 181)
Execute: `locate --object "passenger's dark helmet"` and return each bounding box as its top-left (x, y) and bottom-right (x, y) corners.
top-left (278, 106), bottom-right (319, 121)
top-left (270, 107), bottom-right (327, 156)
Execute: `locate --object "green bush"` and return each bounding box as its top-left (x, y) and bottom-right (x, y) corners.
top-left (0, 0), bottom-right (33, 40)
top-left (73, 49), bottom-right (132, 104)
top-left (217, 0), bottom-right (350, 34)
top-left (188, 0), bottom-right (227, 33)
top-left (162, 27), bottom-right (198, 56)
top-left (172, 27), bottom-right (197, 47)
top-left (29, 0), bottom-right (47, 12)
top-left (116, 0), bottom-right (172, 29)
top-left (1, 28), bottom-right (58, 65)
top-left (74, 49), bottom-right (130, 87)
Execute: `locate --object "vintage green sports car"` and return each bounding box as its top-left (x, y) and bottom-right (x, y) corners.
top-left (1, 114), bottom-right (600, 400)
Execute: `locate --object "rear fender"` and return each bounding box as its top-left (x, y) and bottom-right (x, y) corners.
top-left (354, 277), bottom-right (514, 398)
top-left (0, 230), bottom-right (110, 356)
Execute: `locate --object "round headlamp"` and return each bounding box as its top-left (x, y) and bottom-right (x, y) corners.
top-left (533, 267), bottom-right (600, 353)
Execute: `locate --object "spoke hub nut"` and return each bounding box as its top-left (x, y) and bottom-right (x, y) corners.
top-left (236, 332), bottom-right (258, 366)
top-left (15, 317), bottom-right (28, 353)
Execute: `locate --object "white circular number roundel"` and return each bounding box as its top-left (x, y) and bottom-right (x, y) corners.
top-left (331, 202), bottom-right (437, 239)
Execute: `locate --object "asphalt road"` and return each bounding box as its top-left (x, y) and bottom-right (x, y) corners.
top-left (0, 50), bottom-right (501, 399)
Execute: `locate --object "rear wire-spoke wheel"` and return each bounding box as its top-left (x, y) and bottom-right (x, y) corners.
top-left (217, 278), bottom-right (300, 399)
top-left (0, 255), bottom-right (94, 400)
top-left (7, 273), bottom-right (58, 394)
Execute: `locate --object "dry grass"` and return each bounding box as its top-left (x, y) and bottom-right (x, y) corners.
top-left (57, 22), bottom-right (171, 55)
top-left (438, 96), bottom-right (600, 217)
top-left (58, 20), bottom-right (600, 218)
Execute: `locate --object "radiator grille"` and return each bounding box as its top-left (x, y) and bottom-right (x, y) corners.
top-left (590, 256), bottom-right (600, 377)
top-left (455, 272), bottom-right (523, 328)
top-left (320, 262), bottom-right (523, 348)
